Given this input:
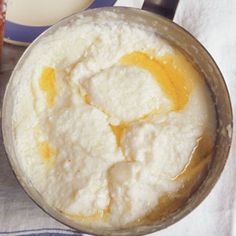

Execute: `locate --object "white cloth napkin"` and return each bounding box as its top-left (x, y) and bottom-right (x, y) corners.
top-left (153, 1), bottom-right (236, 235)
top-left (1, 1), bottom-right (236, 235)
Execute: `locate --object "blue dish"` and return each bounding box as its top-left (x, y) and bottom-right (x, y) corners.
top-left (4, 0), bottom-right (116, 45)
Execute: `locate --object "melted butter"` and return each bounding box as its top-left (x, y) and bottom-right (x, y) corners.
top-left (83, 94), bottom-right (91, 104)
top-left (110, 124), bottom-right (127, 146)
top-left (39, 67), bottom-right (57, 108)
top-left (65, 208), bottom-right (109, 222)
top-left (173, 134), bottom-right (213, 181)
top-left (109, 50), bottom-right (195, 153)
top-left (120, 51), bottom-right (192, 111)
top-left (133, 133), bottom-right (214, 225)
top-left (38, 141), bottom-right (56, 161)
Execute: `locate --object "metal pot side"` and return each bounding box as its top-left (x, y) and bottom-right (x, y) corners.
top-left (2, 7), bottom-right (233, 236)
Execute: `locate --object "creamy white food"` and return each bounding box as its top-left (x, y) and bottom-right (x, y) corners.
top-left (12, 12), bottom-right (216, 227)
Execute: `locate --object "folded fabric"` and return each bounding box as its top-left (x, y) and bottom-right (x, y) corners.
top-left (153, 1), bottom-right (236, 235)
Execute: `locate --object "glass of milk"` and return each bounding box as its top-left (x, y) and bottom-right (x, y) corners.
top-left (4, 0), bottom-right (117, 45)
top-left (6, 0), bottom-right (94, 26)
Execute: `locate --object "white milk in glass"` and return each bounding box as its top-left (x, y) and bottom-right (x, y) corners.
top-left (6, 0), bottom-right (94, 26)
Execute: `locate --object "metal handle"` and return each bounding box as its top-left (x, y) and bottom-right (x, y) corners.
top-left (142, 0), bottom-right (179, 20)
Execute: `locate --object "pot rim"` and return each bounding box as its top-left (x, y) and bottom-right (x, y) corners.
top-left (2, 6), bottom-right (233, 236)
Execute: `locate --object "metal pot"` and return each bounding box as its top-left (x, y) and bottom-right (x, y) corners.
top-left (2, 7), bottom-right (233, 236)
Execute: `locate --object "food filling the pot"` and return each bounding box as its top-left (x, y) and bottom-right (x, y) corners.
top-left (12, 12), bottom-right (216, 228)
